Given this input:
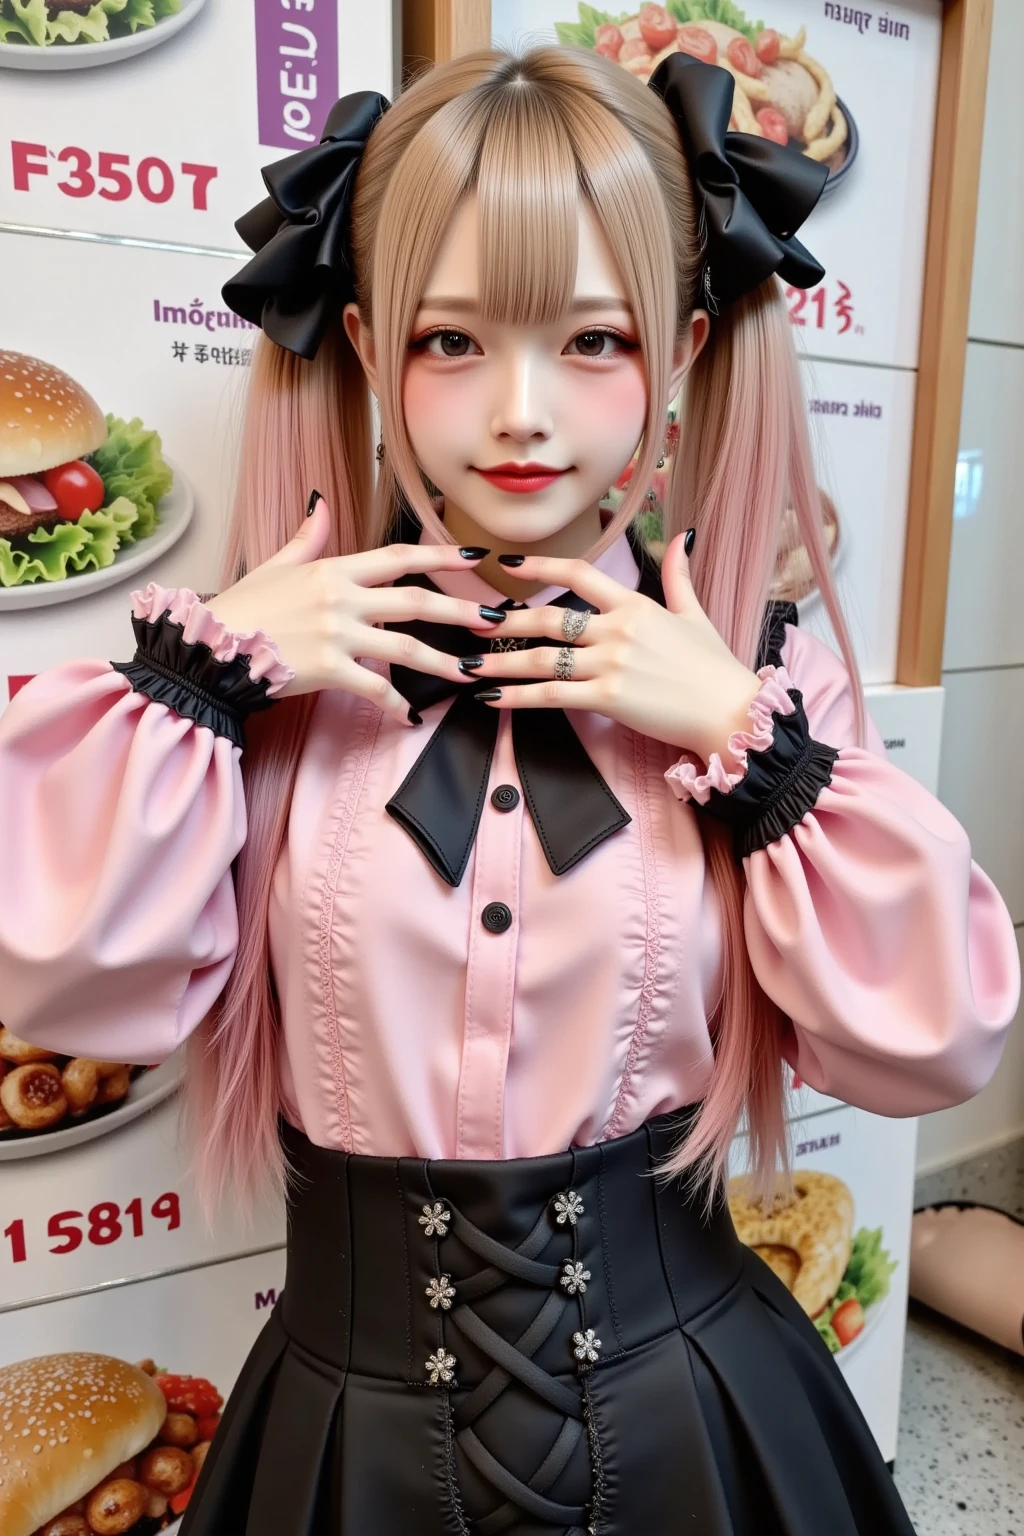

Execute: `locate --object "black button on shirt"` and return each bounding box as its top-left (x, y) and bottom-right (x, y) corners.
top-left (481, 901), bottom-right (513, 934)
top-left (490, 784), bottom-right (520, 812)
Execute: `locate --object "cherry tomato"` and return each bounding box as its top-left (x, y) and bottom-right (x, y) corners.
top-left (831, 1298), bottom-right (866, 1348)
top-left (594, 23), bottom-right (624, 59)
top-left (155, 1374), bottom-right (224, 1417)
top-left (638, 3), bottom-right (676, 53)
top-left (619, 37), bottom-right (652, 64)
top-left (726, 36), bottom-right (761, 77)
top-left (40, 460), bottom-right (105, 521)
top-left (756, 107), bottom-right (789, 145)
top-left (756, 27), bottom-right (781, 65)
top-left (676, 25), bottom-right (717, 65)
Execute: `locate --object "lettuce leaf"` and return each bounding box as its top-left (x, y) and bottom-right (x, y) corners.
top-left (843, 1226), bottom-right (898, 1310)
top-left (0, 498), bottom-right (137, 587)
top-left (0, 0), bottom-right (178, 45)
top-left (0, 0), bottom-right (48, 45)
top-left (88, 414), bottom-right (173, 544)
top-left (554, 5), bottom-right (627, 48)
top-left (812, 1227), bottom-right (897, 1353)
top-left (551, 1), bottom-right (762, 50)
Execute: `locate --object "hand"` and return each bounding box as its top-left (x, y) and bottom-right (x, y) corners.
top-left (203, 494), bottom-right (505, 728)
top-left (466, 531), bottom-right (763, 766)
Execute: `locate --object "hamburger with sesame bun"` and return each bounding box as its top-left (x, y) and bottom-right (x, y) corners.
top-left (0, 351), bottom-right (172, 589)
top-left (0, 1352), bottom-right (224, 1535)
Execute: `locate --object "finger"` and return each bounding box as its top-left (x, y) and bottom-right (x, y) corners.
top-left (355, 626), bottom-right (466, 684)
top-left (495, 554), bottom-right (629, 610)
top-left (339, 541), bottom-right (489, 588)
top-left (360, 585), bottom-right (508, 630)
top-left (334, 659), bottom-right (421, 728)
top-left (263, 490), bottom-right (332, 569)
top-left (466, 604), bottom-right (605, 644)
top-left (661, 529), bottom-right (697, 615)
top-left (476, 679), bottom-right (609, 712)
top-left (470, 643), bottom-right (608, 681)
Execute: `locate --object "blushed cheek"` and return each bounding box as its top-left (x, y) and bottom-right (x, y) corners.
top-left (573, 367), bottom-right (648, 473)
top-left (403, 364), bottom-right (476, 471)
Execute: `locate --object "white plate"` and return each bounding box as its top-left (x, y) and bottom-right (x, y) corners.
top-left (0, 1053), bottom-right (183, 1160)
top-left (0, 457), bottom-right (194, 610)
top-left (0, 0), bottom-right (207, 69)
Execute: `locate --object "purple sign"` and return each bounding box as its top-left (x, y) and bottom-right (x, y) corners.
top-left (255, 0), bottom-right (339, 153)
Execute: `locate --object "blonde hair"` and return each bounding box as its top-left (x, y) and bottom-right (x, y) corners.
top-left (185, 46), bottom-right (863, 1214)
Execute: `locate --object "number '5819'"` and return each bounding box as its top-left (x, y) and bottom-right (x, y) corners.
top-left (3, 1193), bottom-right (181, 1263)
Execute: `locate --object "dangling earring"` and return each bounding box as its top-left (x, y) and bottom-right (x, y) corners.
top-left (375, 439), bottom-right (385, 463)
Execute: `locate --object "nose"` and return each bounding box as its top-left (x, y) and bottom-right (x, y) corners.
top-left (489, 351), bottom-right (554, 443)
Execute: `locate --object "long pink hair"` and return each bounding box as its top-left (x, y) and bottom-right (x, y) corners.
top-left (183, 46), bottom-right (864, 1216)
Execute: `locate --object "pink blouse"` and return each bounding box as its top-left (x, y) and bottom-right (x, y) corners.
top-left (0, 533), bottom-right (1017, 1159)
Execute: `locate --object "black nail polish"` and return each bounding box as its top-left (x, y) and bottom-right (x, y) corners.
top-left (458, 656), bottom-right (484, 673)
top-left (408, 707), bottom-right (423, 725)
top-left (684, 527), bottom-right (696, 556)
top-left (478, 606), bottom-right (507, 623)
top-left (497, 553), bottom-right (525, 567)
top-left (459, 546), bottom-right (490, 559)
top-left (474, 689), bottom-right (502, 702)
top-left (306, 489), bottom-right (323, 518)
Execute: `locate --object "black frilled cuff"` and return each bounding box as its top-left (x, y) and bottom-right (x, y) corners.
top-left (667, 684), bottom-right (840, 859)
top-left (110, 587), bottom-right (293, 749)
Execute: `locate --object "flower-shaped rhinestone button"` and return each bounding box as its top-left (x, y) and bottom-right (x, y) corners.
top-left (426, 1274), bottom-right (456, 1310)
top-left (418, 1201), bottom-right (451, 1238)
top-left (559, 1259), bottom-right (591, 1296)
top-left (572, 1328), bottom-right (602, 1367)
top-left (552, 1190), bottom-right (584, 1226)
top-left (426, 1348), bottom-right (457, 1386)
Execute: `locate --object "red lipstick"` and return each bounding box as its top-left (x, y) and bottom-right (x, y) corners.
top-left (474, 462), bottom-right (569, 494)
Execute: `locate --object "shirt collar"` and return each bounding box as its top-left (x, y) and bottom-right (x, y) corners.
top-left (418, 511), bottom-right (641, 607)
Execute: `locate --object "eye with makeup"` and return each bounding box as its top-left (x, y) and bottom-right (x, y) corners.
top-left (564, 326), bottom-right (639, 360)
top-left (408, 327), bottom-right (480, 359)
top-left (408, 324), bottom-right (638, 361)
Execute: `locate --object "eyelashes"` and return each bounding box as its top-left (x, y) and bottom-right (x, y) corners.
top-left (407, 325), bottom-right (641, 360)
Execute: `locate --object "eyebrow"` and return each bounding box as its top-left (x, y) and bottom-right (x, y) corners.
top-left (416, 296), bottom-right (633, 313)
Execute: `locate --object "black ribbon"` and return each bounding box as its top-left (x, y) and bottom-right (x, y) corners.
top-left (649, 52), bottom-right (828, 306)
top-left (222, 91), bottom-right (389, 359)
top-left (381, 518), bottom-right (668, 888)
top-left (384, 581), bottom-right (629, 888)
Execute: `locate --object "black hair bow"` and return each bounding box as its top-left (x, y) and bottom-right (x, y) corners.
top-left (649, 53), bottom-right (827, 308)
top-left (222, 91), bottom-right (389, 360)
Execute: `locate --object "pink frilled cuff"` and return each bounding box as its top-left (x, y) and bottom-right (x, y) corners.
top-left (110, 584), bottom-right (295, 749)
top-left (665, 666), bottom-right (840, 858)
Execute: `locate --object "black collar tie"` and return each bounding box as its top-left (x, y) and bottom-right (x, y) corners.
top-left (382, 521), bottom-right (666, 887)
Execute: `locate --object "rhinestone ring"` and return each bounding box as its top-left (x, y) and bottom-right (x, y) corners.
top-left (554, 647), bottom-right (575, 681)
top-left (561, 608), bottom-right (591, 643)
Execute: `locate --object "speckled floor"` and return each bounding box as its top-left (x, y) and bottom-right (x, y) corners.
top-left (893, 1138), bottom-right (1024, 1535)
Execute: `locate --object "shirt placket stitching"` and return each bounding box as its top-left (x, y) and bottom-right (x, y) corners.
top-left (455, 712), bottom-right (522, 1160)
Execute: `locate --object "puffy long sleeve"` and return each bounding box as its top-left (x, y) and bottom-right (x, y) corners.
top-left (0, 585), bottom-right (293, 1064)
top-left (669, 625), bottom-right (1020, 1115)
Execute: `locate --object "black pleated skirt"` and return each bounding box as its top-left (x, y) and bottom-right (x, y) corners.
top-left (179, 1114), bottom-right (916, 1535)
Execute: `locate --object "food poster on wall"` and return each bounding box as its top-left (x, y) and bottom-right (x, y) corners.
top-left (728, 1105), bottom-right (917, 1461)
top-left (0, 228), bottom-right (258, 690)
top-left (491, 0), bottom-right (941, 370)
top-left (0, 0), bottom-right (393, 249)
top-left (0, 1089), bottom-right (285, 1312)
top-left (0, 1247), bottom-right (286, 1535)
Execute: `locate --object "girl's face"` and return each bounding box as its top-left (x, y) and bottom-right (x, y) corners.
top-left (400, 193), bottom-right (652, 551)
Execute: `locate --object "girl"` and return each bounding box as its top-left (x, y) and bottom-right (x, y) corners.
top-left (0, 45), bottom-right (1017, 1536)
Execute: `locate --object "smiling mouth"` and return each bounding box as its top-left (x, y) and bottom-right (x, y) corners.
top-left (473, 463), bottom-right (570, 494)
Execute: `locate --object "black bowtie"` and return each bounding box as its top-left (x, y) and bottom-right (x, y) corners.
top-left (384, 573), bottom-right (630, 886)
